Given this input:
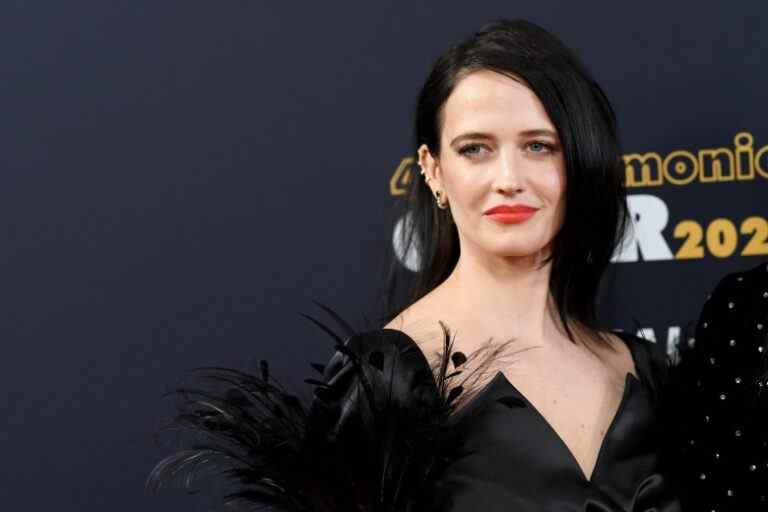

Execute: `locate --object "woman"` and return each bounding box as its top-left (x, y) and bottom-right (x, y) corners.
top-left (376, 17), bottom-right (679, 510)
top-left (147, 19), bottom-right (681, 511)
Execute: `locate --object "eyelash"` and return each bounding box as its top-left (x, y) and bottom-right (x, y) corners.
top-left (457, 141), bottom-right (556, 158)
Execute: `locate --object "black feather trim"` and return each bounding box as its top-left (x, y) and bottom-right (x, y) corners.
top-left (147, 304), bottom-right (513, 511)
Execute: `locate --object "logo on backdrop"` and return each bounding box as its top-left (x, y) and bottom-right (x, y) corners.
top-left (620, 131), bottom-right (767, 263)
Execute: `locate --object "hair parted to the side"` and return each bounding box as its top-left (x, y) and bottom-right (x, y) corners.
top-left (376, 18), bottom-right (631, 350)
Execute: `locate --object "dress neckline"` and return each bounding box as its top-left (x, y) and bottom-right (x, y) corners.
top-left (460, 329), bottom-right (643, 484)
top-left (381, 326), bottom-right (647, 484)
top-left (492, 368), bottom-right (638, 483)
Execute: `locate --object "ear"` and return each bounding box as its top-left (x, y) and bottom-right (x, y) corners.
top-left (417, 144), bottom-right (442, 191)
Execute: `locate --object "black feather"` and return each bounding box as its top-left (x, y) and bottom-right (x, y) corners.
top-left (147, 302), bottom-right (517, 511)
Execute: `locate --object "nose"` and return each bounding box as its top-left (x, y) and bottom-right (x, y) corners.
top-left (493, 150), bottom-right (524, 194)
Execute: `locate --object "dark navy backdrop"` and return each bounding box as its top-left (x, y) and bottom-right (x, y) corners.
top-left (2, 1), bottom-right (765, 510)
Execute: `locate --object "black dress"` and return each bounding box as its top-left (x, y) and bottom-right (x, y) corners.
top-left (147, 315), bottom-right (682, 511)
top-left (425, 329), bottom-right (680, 511)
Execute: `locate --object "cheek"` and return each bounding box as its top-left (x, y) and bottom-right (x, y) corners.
top-left (546, 166), bottom-right (567, 229)
top-left (541, 163), bottom-right (566, 204)
top-left (441, 161), bottom-right (482, 205)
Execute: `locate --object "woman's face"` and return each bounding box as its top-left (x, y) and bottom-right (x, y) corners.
top-left (418, 69), bottom-right (566, 262)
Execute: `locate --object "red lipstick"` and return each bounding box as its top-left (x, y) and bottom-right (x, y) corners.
top-left (484, 204), bottom-right (539, 224)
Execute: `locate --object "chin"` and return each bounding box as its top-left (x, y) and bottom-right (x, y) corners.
top-left (488, 244), bottom-right (547, 259)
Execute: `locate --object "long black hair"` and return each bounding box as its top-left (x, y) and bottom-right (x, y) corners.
top-left (377, 18), bottom-right (631, 350)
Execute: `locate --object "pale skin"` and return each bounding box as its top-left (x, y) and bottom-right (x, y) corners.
top-left (383, 69), bottom-right (638, 482)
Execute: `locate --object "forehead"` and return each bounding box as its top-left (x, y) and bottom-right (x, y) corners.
top-left (441, 69), bottom-right (556, 138)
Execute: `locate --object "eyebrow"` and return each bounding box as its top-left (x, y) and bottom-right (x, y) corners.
top-left (449, 129), bottom-right (559, 147)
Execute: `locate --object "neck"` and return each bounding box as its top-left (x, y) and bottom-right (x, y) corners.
top-left (440, 244), bottom-right (573, 351)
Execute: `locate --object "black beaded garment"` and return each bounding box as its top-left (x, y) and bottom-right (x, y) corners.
top-left (661, 259), bottom-right (768, 510)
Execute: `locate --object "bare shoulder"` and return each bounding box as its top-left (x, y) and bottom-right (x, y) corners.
top-left (381, 295), bottom-right (453, 365)
top-left (599, 331), bottom-right (640, 380)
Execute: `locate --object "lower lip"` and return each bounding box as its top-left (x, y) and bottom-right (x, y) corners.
top-left (486, 211), bottom-right (537, 224)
